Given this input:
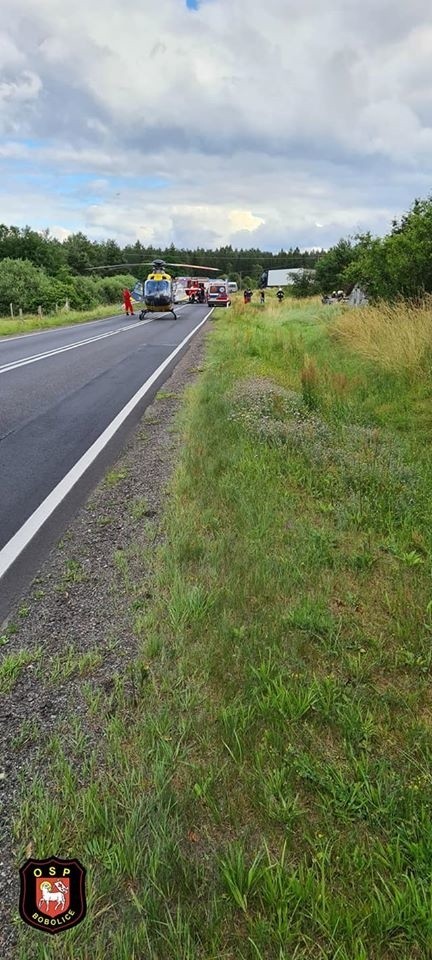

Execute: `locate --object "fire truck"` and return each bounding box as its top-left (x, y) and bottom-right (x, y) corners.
top-left (184, 278), bottom-right (210, 303)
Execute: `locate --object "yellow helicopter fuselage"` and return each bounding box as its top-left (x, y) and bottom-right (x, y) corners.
top-left (142, 271), bottom-right (175, 313)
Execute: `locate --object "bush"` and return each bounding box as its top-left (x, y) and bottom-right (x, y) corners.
top-left (0, 258), bottom-right (136, 315)
top-left (318, 194), bottom-right (432, 301)
top-left (94, 275), bottom-right (137, 305)
top-left (0, 259), bottom-right (50, 314)
top-left (290, 271), bottom-right (319, 298)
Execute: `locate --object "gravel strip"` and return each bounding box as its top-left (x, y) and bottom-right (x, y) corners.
top-left (0, 323), bottom-right (212, 958)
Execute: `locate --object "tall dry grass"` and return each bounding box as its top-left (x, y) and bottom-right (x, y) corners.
top-left (329, 298), bottom-right (432, 373)
top-left (231, 293), bottom-right (322, 319)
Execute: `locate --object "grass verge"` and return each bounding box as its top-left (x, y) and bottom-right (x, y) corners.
top-left (0, 303), bottom-right (124, 338)
top-left (14, 298), bottom-right (432, 958)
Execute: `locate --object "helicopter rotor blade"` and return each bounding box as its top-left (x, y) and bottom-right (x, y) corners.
top-left (86, 260), bottom-right (219, 272)
top-left (164, 262), bottom-right (219, 272)
top-left (86, 261), bottom-right (156, 271)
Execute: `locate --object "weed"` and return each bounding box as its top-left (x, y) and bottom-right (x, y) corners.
top-left (129, 498), bottom-right (150, 521)
top-left (220, 844), bottom-right (265, 912)
top-left (96, 515), bottom-right (113, 527)
top-left (167, 580), bottom-right (216, 630)
top-left (301, 353), bottom-right (320, 409)
top-left (11, 718), bottom-right (39, 750)
top-left (43, 646), bottom-right (103, 684)
top-left (0, 649), bottom-right (41, 693)
top-left (156, 390), bottom-right (178, 400)
top-left (59, 558), bottom-right (87, 587)
top-left (105, 468), bottom-right (128, 487)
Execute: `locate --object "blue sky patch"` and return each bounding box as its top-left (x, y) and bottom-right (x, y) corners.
top-left (186, 0), bottom-right (199, 9)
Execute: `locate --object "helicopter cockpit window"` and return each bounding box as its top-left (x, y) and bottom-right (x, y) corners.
top-left (145, 279), bottom-right (170, 295)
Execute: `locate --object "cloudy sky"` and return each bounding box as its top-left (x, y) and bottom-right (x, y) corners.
top-left (1, 0), bottom-right (432, 251)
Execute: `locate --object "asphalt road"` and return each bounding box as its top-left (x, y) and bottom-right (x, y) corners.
top-left (0, 304), bottom-right (211, 621)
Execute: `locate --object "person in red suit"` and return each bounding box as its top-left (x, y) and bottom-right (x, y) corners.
top-left (123, 289), bottom-right (135, 316)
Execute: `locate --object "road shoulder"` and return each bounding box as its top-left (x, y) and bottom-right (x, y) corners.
top-left (0, 323), bottom-right (212, 958)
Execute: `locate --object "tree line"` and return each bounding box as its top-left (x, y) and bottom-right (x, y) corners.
top-left (0, 226), bottom-right (322, 277)
top-left (2, 191), bottom-right (430, 315)
top-left (0, 224), bottom-right (323, 314)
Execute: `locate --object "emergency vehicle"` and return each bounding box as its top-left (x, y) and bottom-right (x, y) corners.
top-left (185, 278), bottom-right (211, 302)
top-left (207, 280), bottom-right (231, 308)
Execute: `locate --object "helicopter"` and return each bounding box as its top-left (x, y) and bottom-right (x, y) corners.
top-left (88, 258), bottom-right (218, 319)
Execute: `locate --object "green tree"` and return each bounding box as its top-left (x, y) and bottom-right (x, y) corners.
top-left (314, 238), bottom-right (359, 293)
top-left (0, 259), bottom-right (58, 313)
top-left (63, 233), bottom-right (96, 273)
top-left (342, 199), bottom-right (432, 300)
top-left (0, 225), bottom-right (65, 274)
top-left (290, 270), bottom-right (319, 298)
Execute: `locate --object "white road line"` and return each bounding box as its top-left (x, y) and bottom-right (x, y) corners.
top-left (0, 301), bottom-right (191, 347)
top-left (0, 312), bottom-right (124, 344)
top-left (0, 303), bottom-right (191, 375)
top-left (0, 318), bottom-right (153, 375)
top-left (0, 309), bottom-right (212, 582)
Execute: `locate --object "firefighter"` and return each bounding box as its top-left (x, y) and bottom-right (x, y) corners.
top-left (123, 289), bottom-right (135, 316)
top-left (277, 287), bottom-right (284, 303)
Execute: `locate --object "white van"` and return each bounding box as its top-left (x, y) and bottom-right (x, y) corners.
top-left (228, 281), bottom-right (238, 294)
top-left (207, 280), bottom-right (231, 308)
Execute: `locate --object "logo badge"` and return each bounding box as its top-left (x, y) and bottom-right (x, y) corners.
top-left (19, 857), bottom-right (86, 935)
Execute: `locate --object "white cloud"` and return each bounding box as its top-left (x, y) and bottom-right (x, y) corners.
top-left (0, 32), bottom-right (25, 68)
top-left (0, 71), bottom-right (41, 104)
top-left (229, 211), bottom-right (265, 233)
top-left (48, 225), bottom-right (72, 241)
top-left (0, 0), bottom-right (432, 247)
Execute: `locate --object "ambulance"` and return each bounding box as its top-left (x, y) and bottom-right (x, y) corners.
top-left (207, 280), bottom-right (231, 308)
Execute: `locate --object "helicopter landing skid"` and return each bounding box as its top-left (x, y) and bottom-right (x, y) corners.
top-left (139, 308), bottom-right (177, 320)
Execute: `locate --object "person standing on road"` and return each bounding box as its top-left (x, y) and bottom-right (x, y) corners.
top-left (123, 289), bottom-right (135, 316)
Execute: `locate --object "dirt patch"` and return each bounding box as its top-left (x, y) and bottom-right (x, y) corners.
top-left (0, 323), bottom-right (212, 958)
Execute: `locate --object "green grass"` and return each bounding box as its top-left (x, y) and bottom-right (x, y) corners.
top-left (13, 299), bottom-right (432, 958)
top-left (105, 467), bottom-right (128, 487)
top-left (0, 302), bottom-right (124, 338)
top-left (58, 558), bottom-right (88, 589)
top-left (41, 646), bottom-right (104, 685)
top-left (0, 649), bottom-right (42, 693)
